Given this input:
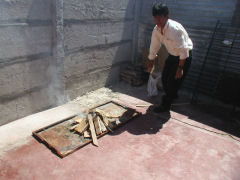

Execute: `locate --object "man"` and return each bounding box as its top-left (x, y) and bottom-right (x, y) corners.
top-left (148, 3), bottom-right (193, 113)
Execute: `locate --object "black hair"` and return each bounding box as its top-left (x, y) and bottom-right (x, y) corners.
top-left (152, 3), bottom-right (169, 17)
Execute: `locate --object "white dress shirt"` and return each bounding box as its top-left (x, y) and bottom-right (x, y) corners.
top-left (148, 19), bottom-right (193, 60)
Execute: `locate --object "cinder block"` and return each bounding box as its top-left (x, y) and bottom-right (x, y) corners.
top-left (64, 42), bottom-right (132, 78)
top-left (0, 87), bottom-right (52, 126)
top-left (64, 21), bottom-right (133, 51)
top-left (0, 26), bottom-right (52, 59)
top-left (0, 57), bottom-right (51, 97)
top-left (64, 0), bottom-right (134, 20)
top-left (0, 0), bottom-right (52, 21)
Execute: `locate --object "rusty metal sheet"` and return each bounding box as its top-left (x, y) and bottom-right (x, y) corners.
top-left (33, 117), bottom-right (91, 157)
top-left (33, 101), bottom-right (140, 157)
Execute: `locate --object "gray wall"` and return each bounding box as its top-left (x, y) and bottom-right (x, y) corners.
top-left (137, 0), bottom-right (237, 92)
top-left (0, 0), bottom-right (55, 125)
top-left (63, 0), bottom-right (138, 99)
top-left (0, 0), bottom-right (139, 125)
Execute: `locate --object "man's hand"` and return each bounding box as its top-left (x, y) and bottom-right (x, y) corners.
top-left (147, 60), bottom-right (154, 72)
top-left (175, 67), bottom-right (183, 79)
top-left (176, 59), bottom-right (186, 79)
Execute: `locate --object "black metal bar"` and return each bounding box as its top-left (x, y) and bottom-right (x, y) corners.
top-left (191, 20), bottom-right (220, 104)
top-left (211, 28), bottom-right (239, 110)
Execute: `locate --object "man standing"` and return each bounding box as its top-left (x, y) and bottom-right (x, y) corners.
top-left (148, 3), bottom-right (193, 113)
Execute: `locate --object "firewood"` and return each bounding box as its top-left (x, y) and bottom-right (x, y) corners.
top-left (74, 122), bottom-right (88, 134)
top-left (121, 70), bottom-right (142, 78)
top-left (93, 115), bottom-right (102, 135)
top-left (121, 77), bottom-right (133, 84)
top-left (135, 104), bottom-right (149, 107)
top-left (69, 124), bottom-right (78, 130)
top-left (73, 114), bottom-right (87, 124)
top-left (98, 117), bottom-right (107, 132)
top-left (83, 130), bottom-right (91, 138)
top-left (72, 115), bottom-right (88, 134)
top-left (96, 113), bottom-right (113, 132)
top-left (88, 114), bottom-right (99, 146)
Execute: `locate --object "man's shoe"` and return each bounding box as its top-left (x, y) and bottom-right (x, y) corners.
top-left (153, 105), bottom-right (170, 113)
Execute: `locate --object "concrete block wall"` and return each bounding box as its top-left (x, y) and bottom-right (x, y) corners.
top-left (0, 0), bottom-right (140, 125)
top-left (0, 0), bottom-right (54, 125)
top-left (63, 0), bottom-right (138, 99)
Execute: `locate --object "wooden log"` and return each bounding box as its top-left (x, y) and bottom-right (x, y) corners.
top-left (135, 104), bottom-right (150, 107)
top-left (120, 76), bottom-right (132, 84)
top-left (98, 117), bottom-right (107, 132)
top-left (73, 115), bottom-right (87, 124)
top-left (74, 122), bottom-right (88, 134)
top-left (83, 130), bottom-right (91, 138)
top-left (97, 114), bottom-right (113, 132)
top-left (73, 114), bottom-right (89, 134)
top-left (120, 71), bottom-right (141, 78)
top-left (88, 114), bottom-right (99, 146)
top-left (69, 124), bottom-right (78, 130)
top-left (120, 73), bottom-right (132, 80)
top-left (93, 115), bottom-right (102, 135)
top-left (107, 117), bottom-right (118, 123)
top-left (120, 73), bottom-right (142, 80)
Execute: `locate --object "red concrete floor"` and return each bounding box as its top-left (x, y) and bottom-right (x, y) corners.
top-left (0, 89), bottom-right (240, 180)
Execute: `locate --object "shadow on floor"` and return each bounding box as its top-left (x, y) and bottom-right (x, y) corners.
top-left (109, 82), bottom-right (240, 138)
top-left (110, 108), bottom-right (170, 136)
top-left (172, 103), bottom-right (240, 138)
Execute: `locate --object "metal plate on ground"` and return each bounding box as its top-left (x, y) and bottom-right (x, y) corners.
top-left (33, 101), bottom-right (140, 157)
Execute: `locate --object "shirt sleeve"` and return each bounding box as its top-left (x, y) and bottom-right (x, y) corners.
top-left (148, 27), bottom-right (161, 60)
top-left (174, 29), bottom-right (190, 60)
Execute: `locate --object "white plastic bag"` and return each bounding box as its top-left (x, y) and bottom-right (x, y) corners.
top-left (147, 66), bottom-right (162, 96)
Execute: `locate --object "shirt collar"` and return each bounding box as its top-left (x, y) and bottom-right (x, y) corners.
top-left (156, 19), bottom-right (169, 35)
top-left (163, 19), bottom-right (169, 33)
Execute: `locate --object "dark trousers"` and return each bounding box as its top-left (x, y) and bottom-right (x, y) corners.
top-left (161, 51), bottom-right (192, 109)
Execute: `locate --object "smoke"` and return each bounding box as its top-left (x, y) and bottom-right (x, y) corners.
top-left (47, 54), bottom-right (70, 106)
top-left (48, 0), bottom-right (70, 106)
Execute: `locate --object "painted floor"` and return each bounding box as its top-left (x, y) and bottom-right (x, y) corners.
top-left (0, 83), bottom-right (240, 180)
